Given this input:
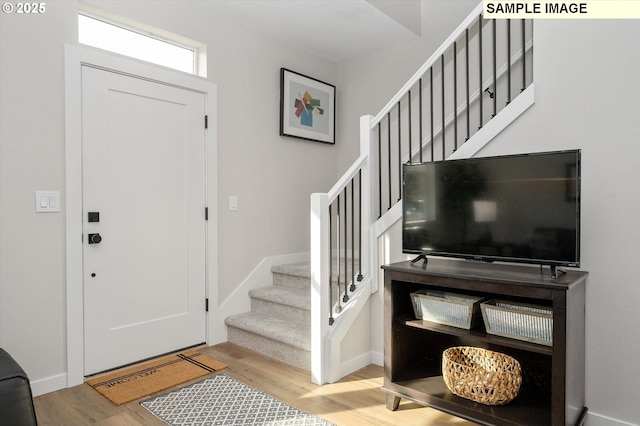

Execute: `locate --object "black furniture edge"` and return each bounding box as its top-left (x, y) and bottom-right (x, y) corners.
top-left (0, 347), bottom-right (38, 426)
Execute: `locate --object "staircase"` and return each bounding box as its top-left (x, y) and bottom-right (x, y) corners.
top-left (224, 259), bottom-right (352, 371)
top-left (226, 3), bottom-right (535, 383)
top-left (224, 262), bottom-right (312, 370)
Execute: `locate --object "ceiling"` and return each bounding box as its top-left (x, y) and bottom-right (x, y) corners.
top-left (204, 0), bottom-right (423, 63)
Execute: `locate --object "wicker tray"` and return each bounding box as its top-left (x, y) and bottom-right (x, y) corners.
top-left (410, 290), bottom-right (484, 329)
top-left (481, 299), bottom-right (553, 346)
top-left (442, 346), bottom-right (522, 405)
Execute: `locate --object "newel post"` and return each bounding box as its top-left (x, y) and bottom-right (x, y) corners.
top-left (360, 115), bottom-right (374, 292)
top-left (310, 192), bottom-right (329, 385)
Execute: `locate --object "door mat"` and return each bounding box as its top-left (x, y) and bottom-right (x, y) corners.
top-left (86, 350), bottom-right (227, 406)
top-left (141, 373), bottom-right (334, 425)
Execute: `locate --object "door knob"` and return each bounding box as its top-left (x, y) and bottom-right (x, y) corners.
top-left (88, 233), bottom-right (102, 244)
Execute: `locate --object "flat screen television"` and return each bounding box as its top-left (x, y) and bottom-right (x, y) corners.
top-left (402, 150), bottom-right (580, 277)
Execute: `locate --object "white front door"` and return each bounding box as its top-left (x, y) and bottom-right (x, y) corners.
top-left (81, 65), bottom-right (207, 375)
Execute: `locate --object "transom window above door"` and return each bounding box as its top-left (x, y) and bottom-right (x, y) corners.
top-left (78, 13), bottom-right (204, 76)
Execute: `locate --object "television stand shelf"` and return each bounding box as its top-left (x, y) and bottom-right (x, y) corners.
top-left (382, 259), bottom-right (587, 426)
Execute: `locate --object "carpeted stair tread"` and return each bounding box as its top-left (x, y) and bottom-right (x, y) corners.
top-left (271, 261), bottom-right (311, 278)
top-left (249, 286), bottom-right (310, 311)
top-left (272, 260), bottom-right (356, 277)
top-left (225, 260), bottom-right (356, 370)
top-left (225, 312), bottom-right (310, 351)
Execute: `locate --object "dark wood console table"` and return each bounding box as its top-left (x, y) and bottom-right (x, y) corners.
top-left (382, 259), bottom-right (587, 425)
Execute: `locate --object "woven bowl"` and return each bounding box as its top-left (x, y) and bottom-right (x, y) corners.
top-left (442, 346), bottom-right (522, 405)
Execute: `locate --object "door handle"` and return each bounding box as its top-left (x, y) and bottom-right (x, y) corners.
top-left (88, 233), bottom-right (102, 244)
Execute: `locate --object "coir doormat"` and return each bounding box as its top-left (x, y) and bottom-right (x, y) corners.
top-left (86, 350), bottom-right (227, 406)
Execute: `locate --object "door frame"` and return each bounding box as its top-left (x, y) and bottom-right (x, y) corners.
top-left (64, 44), bottom-right (219, 387)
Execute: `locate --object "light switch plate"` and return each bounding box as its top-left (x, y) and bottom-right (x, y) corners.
top-left (35, 191), bottom-right (60, 213)
top-left (229, 195), bottom-right (238, 212)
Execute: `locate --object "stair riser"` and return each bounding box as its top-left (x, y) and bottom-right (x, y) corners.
top-left (251, 298), bottom-right (310, 324)
top-left (273, 273), bottom-right (358, 291)
top-left (227, 326), bottom-right (310, 371)
top-left (273, 273), bottom-right (310, 290)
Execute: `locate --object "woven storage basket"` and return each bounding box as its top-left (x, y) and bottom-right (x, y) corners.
top-left (442, 346), bottom-right (522, 405)
top-left (410, 290), bottom-right (484, 329)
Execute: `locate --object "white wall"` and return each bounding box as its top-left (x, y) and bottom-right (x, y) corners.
top-left (0, 0), bottom-right (337, 394)
top-left (338, 5), bottom-right (640, 425)
top-left (479, 19), bottom-right (640, 426)
top-left (0, 0), bottom-right (77, 392)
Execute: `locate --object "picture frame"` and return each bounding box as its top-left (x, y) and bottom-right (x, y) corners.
top-left (280, 68), bottom-right (335, 144)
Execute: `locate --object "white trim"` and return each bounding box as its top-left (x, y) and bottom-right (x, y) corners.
top-left (310, 193), bottom-right (330, 385)
top-left (64, 43), bottom-right (217, 387)
top-left (30, 373), bottom-right (68, 397)
top-left (338, 351), bottom-right (374, 379)
top-left (326, 154), bottom-right (367, 203)
top-left (586, 412), bottom-right (639, 426)
top-left (370, 350), bottom-right (383, 367)
top-left (64, 44), bottom-right (84, 389)
top-left (336, 350), bottom-right (383, 382)
top-left (374, 202), bottom-right (403, 239)
top-left (325, 277), bottom-right (373, 383)
top-left (78, 3), bottom-right (207, 77)
top-left (448, 83), bottom-right (535, 160)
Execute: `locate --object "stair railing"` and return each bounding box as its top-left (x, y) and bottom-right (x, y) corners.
top-left (374, 7), bottom-right (533, 215)
top-left (311, 117), bottom-right (372, 384)
top-left (311, 2), bottom-right (533, 384)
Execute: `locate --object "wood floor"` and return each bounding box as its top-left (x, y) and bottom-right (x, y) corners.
top-left (34, 342), bottom-right (473, 425)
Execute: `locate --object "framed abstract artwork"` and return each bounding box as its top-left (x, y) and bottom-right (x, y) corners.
top-left (280, 68), bottom-right (335, 144)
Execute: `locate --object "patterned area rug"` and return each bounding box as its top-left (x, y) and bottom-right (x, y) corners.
top-left (141, 374), bottom-right (334, 425)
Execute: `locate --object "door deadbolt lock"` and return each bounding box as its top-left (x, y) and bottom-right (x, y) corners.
top-left (88, 233), bottom-right (102, 244)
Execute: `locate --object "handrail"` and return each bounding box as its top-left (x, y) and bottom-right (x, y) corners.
top-left (372, 3), bottom-right (484, 126)
top-left (327, 154), bottom-right (367, 203)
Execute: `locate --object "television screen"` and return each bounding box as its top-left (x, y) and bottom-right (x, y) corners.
top-left (402, 150), bottom-right (581, 269)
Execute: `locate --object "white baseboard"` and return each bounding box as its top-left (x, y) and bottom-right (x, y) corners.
top-left (336, 350), bottom-right (384, 383)
top-left (30, 373), bottom-right (67, 397)
top-left (209, 252), bottom-right (309, 345)
top-left (338, 352), bottom-right (372, 380)
top-left (586, 412), bottom-right (639, 426)
top-left (370, 350), bottom-right (383, 367)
